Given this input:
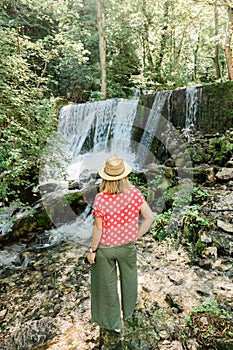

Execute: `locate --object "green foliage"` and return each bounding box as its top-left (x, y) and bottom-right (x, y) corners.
top-left (0, 323), bottom-right (7, 330)
top-left (151, 209), bottom-right (172, 241)
top-left (0, 0), bottom-right (229, 102)
top-left (194, 239), bottom-right (207, 256)
top-left (192, 187), bottom-right (212, 203)
top-left (128, 173), bottom-right (148, 198)
top-left (208, 134), bottom-right (233, 166)
top-left (190, 300), bottom-right (231, 320)
top-left (0, 27), bottom-right (57, 203)
top-left (183, 204), bottom-right (212, 244)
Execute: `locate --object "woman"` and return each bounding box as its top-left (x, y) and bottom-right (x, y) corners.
top-left (87, 153), bottom-right (154, 332)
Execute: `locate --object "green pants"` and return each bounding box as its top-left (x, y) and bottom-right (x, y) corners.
top-left (91, 242), bottom-right (137, 330)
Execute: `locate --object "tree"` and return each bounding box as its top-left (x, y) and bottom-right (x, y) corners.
top-left (214, 0), bottom-right (222, 79)
top-left (0, 28), bottom-right (57, 203)
top-left (220, 0), bottom-right (233, 79)
top-left (96, 0), bottom-right (107, 98)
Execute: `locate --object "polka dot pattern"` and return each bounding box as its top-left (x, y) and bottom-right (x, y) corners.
top-left (93, 187), bottom-right (145, 246)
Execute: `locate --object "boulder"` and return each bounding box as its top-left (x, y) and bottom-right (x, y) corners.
top-left (216, 168), bottom-right (233, 181)
top-left (217, 219), bottom-right (233, 233)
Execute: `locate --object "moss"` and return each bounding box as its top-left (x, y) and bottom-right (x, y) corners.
top-left (195, 239), bottom-right (207, 255)
top-left (208, 136), bottom-right (233, 166)
top-left (193, 152), bottom-right (206, 164)
top-left (65, 192), bottom-right (83, 205)
top-left (35, 210), bottom-right (52, 228)
top-left (183, 224), bottom-right (193, 242)
top-left (200, 82), bottom-right (233, 132)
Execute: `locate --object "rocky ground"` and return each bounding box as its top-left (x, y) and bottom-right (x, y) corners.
top-left (0, 229), bottom-right (232, 350)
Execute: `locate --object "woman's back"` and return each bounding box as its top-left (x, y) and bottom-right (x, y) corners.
top-left (93, 187), bottom-right (145, 246)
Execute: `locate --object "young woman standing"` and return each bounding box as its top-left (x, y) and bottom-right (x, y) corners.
top-left (87, 153), bottom-right (154, 332)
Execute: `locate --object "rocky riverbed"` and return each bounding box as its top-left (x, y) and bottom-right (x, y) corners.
top-left (0, 231), bottom-right (232, 350)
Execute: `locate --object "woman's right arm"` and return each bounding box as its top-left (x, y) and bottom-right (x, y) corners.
top-left (91, 216), bottom-right (102, 250)
top-left (137, 201), bottom-right (154, 239)
top-left (87, 216), bottom-right (102, 264)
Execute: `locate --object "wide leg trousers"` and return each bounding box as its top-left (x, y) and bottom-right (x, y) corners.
top-left (91, 242), bottom-right (137, 330)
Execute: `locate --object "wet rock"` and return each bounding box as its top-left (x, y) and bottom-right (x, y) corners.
top-left (217, 219), bottom-right (233, 233)
top-left (1, 317), bottom-right (57, 350)
top-left (200, 233), bottom-right (212, 244)
top-left (68, 180), bottom-right (81, 190)
top-left (216, 168), bottom-right (233, 181)
top-left (0, 186), bottom-right (97, 245)
top-left (165, 294), bottom-right (183, 313)
top-left (0, 309), bottom-right (7, 319)
top-left (225, 157), bottom-right (233, 168)
top-left (39, 183), bottom-right (59, 195)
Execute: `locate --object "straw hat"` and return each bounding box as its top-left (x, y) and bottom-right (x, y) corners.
top-left (98, 153), bottom-right (132, 181)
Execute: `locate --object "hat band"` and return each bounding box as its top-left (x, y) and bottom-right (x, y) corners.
top-left (104, 166), bottom-right (125, 177)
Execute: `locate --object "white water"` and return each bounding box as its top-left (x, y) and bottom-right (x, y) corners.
top-left (185, 87), bottom-right (202, 141)
top-left (137, 90), bottom-right (172, 166)
top-left (54, 98), bottom-right (139, 184)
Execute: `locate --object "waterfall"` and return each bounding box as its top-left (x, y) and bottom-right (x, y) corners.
top-left (58, 98), bottom-right (139, 156)
top-left (54, 98), bottom-right (139, 184)
top-left (185, 87), bottom-right (202, 141)
top-left (137, 90), bottom-right (172, 166)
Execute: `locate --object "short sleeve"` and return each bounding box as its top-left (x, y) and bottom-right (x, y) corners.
top-left (135, 188), bottom-right (145, 207)
top-left (92, 194), bottom-right (104, 219)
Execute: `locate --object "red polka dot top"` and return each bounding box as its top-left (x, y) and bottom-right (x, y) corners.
top-left (92, 187), bottom-right (145, 246)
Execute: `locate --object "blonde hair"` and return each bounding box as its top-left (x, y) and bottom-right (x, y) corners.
top-left (99, 177), bottom-right (133, 194)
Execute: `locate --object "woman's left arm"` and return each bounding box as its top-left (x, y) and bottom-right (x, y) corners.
top-left (87, 216), bottom-right (102, 264)
top-left (137, 201), bottom-right (154, 238)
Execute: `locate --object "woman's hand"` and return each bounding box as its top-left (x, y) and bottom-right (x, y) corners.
top-left (87, 252), bottom-right (96, 264)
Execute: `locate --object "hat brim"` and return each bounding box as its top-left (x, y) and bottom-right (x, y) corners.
top-left (98, 161), bottom-right (132, 181)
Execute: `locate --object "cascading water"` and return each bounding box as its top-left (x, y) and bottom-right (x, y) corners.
top-left (54, 98), bottom-right (139, 186)
top-left (137, 90), bottom-right (172, 165)
top-left (59, 98), bottom-right (139, 157)
top-left (184, 87), bottom-right (202, 141)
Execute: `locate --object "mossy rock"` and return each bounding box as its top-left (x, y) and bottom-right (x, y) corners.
top-left (0, 186), bottom-right (97, 245)
top-left (215, 340), bottom-right (233, 350)
top-left (0, 206), bottom-right (52, 244)
top-left (208, 136), bottom-right (233, 166)
top-left (195, 239), bottom-right (207, 255)
top-left (183, 224), bottom-right (193, 242)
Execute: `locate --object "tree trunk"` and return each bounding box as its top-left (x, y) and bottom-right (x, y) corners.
top-left (142, 0), bottom-right (155, 72)
top-left (221, 1), bottom-right (233, 80)
top-left (193, 35), bottom-right (200, 81)
top-left (13, 0), bottom-right (21, 53)
top-left (213, 1), bottom-right (221, 79)
top-left (96, 0), bottom-right (107, 99)
top-left (154, 1), bottom-right (170, 80)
